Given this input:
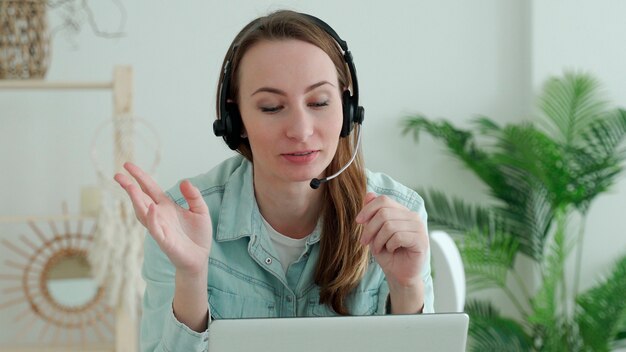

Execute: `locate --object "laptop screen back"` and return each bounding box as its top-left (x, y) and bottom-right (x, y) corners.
top-left (208, 313), bottom-right (469, 352)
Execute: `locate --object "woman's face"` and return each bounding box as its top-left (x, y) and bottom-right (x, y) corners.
top-left (237, 39), bottom-right (344, 188)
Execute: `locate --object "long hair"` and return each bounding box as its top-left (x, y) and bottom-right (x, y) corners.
top-left (215, 10), bottom-right (368, 315)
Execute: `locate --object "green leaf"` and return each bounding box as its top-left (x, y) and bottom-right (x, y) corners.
top-left (527, 210), bottom-right (576, 350)
top-left (539, 71), bottom-right (609, 148)
top-left (460, 228), bottom-right (519, 292)
top-left (465, 300), bottom-right (532, 352)
top-left (576, 255), bottom-right (626, 352)
top-left (417, 188), bottom-right (494, 235)
top-left (580, 109), bottom-right (626, 161)
top-left (472, 115), bottom-right (502, 135)
top-left (401, 116), bottom-right (505, 193)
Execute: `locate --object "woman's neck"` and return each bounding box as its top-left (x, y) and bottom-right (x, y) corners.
top-left (253, 174), bottom-right (324, 239)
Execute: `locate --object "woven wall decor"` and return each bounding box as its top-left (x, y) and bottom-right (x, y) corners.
top-left (0, 205), bottom-right (114, 346)
top-left (0, 0), bottom-right (50, 79)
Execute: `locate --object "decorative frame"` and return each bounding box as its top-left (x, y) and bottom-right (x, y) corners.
top-left (0, 205), bottom-right (114, 346)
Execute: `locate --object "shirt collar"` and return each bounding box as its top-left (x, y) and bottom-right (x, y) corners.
top-left (214, 158), bottom-right (321, 245)
top-left (214, 158), bottom-right (260, 242)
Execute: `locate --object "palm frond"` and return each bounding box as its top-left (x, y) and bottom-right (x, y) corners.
top-left (402, 115), bottom-right (505, 192)
top-left (487, 163), bottom-right (554, 261)
top-left (580, 108), bottom-right (626, 160)
top-left (492, 124), bottom-right (563, 205)
top-left (528, 210), bottom-right (569, 326)
top-left (532, 319), bottom-right (583, 352)
top-left (615, 312), bottom-right (626, 349)
top-left (465, 300), bottom-right (532, 352)
top-left (472, 115), bottom-right (502, 135)
top-left (566, 108), bottom-right (626, 211)
top-left (417, 187), bottom-right (494, 235)
top-left (563, 146), bottom-right (623, 211)
top-left (539, 71), bottom-right (609, 148)
top-left (576, 255), bottom-right (626, 352)
top-left (460, 228), bottom-right (519, 292)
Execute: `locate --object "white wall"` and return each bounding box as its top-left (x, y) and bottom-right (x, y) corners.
top-left (1, 0), bottom-right (625, 346)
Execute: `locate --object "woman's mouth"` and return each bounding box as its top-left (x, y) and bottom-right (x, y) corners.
top-left (288, 151), bottom-right (314, 156)
top-left (281, 150), bottom-right (319, 163)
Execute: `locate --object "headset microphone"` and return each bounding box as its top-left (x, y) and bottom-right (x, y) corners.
top-left (310, 125), bottom-right (362, 189)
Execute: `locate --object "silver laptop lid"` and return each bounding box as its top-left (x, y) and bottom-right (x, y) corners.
top-left (208, 313), bottom-right (469, 352)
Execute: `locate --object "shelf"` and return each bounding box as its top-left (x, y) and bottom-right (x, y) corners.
top-left (0, 80), bottom-right (113, 90)
top-left (2, 344), bottom-right (114, 352)
top-left (0, 213), bottom-right (95, 224)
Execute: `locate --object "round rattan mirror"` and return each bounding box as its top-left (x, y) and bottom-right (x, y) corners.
top-left (42, 248), bottom-right (103, 314)
top-left (0, 206), bottom-right (114, 345)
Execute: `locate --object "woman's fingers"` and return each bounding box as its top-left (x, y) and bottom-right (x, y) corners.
top-left (357, 194), bottom-right (404, 224)
top-left (180, 180), bottom-right (208, 215)
top-left (357, 193), bottom-right (427, 255)
top-left (123, 162), bottom-right (168, 203)
top-left (115, 172), bottom-right (153, 224)
top-left (358, 196), bottom-right (408, 245)
top-left (355, 192), bottom-right (380, 224)
top-left (113, 171), bottom-right (134, 190)
top-left (372, 220), bottom-right (420, 254)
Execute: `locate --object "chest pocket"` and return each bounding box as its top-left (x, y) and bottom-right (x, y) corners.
top-left (305, 287), bottom-right (379, 316)
top-left (208, 286), bottom-right (277, 319)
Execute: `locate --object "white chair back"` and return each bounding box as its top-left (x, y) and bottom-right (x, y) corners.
top-left (430, 230), bottom-right (466, 312)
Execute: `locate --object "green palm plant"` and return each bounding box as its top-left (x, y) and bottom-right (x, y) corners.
top-left (402, 71), bottom-right (626, 351)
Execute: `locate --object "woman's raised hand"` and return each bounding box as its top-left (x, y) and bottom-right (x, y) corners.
top-left (356, 192), bottom-right (429, 288)
top-left (114, 162), bottom-right (212, 275)
top-left (356, 192), bottom-right (428, 313)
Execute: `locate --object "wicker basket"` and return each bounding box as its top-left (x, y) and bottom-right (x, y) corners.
top-left (0, 0), bottom-right (50, 79)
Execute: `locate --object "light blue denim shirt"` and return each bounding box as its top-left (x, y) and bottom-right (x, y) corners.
top-left (140, 155), bottom-right (434, 352)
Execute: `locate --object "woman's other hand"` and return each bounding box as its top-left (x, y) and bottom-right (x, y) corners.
top-left (356, 192), bottom-right (428, 313)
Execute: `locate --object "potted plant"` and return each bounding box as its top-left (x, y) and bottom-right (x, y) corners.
top-left (402, 71), bottom-right (626, 351)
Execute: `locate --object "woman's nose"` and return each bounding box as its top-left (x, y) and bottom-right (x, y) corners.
top-left (285, 106), bottom-right (314, 141)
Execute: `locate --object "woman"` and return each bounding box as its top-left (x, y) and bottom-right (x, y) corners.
top-left (115, 10), bottom-right (433, 351)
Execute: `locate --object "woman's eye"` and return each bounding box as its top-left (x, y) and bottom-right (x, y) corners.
top-left (309, 100), bottom-right (329, 108)
top-left (260, 105), bottom-right (283, 113)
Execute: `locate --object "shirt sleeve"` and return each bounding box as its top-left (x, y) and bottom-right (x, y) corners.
top-left (140, 233), bottom-right (210, 352)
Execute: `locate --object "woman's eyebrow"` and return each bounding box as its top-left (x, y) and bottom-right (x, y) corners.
top-left (250, 80), bottom-right (335, 97)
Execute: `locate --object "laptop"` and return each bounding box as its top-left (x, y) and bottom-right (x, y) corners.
top-left (208, 313), bottom-right (469, 352)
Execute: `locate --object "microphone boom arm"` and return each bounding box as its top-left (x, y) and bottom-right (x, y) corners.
top-left (310, 126), bottom-right (362, 189)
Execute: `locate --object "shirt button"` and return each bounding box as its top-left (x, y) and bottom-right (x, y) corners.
top-left (265, 257), bottom-right (272, 265)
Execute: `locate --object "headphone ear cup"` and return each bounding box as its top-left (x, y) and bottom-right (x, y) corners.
top-left (341, 90), bottom-right (355, 137)
top-left (213, 103), bottom-right (242, 150)
top-left (213, 118), bottom-right (227, 137)
top-left (223, 102), bottom-right (242, 150)
top-left (339, 90), bottom-right (354, 137)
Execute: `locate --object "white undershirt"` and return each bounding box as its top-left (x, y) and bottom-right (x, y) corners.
top-left (262, 217), bottom-right (310, 273)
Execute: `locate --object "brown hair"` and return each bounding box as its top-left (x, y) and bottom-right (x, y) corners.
top-left (215, 10), bottom-right (368, 315)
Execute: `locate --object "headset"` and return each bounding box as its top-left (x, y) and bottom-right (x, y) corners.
top-left (212, 13), bottom-right (365, 151)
